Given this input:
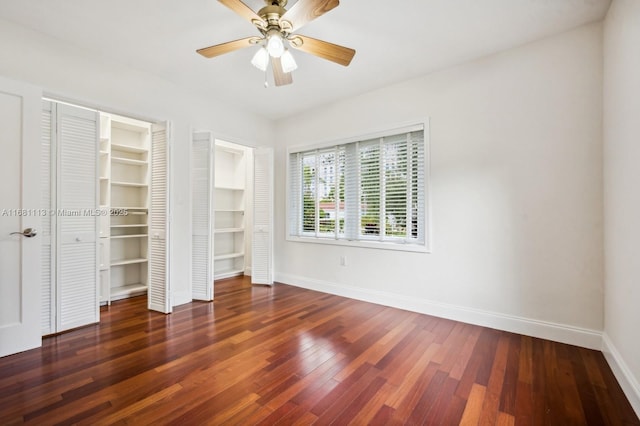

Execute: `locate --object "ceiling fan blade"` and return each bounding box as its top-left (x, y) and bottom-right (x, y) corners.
top-left (218, 0), bottom-right (265, 26)
top-left (280, 0), bottom-right (339, 32)
top-left (272, 57), bottom-right (293, 86)
top-left (290, 35), bottom-right (355, 66)
top-left (196, 37), bottom-right (257, 58)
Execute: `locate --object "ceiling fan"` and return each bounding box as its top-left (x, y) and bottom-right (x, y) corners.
top-left (196, 0), bottom-right (356, 87)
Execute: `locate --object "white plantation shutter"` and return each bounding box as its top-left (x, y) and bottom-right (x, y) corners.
top-left (384, 136), bottom-right (407, 239)
top-left (288, 124), bottom-right (427, 249)
top-left (343, 143), bottom-right (359, 239)
top-left (56, 103), bottom-right (99, 331)
top-left (148, 122), bottom-right (171, 313)
top-left (379, 132), bottom-right (425, 243)
top-left (358, 140), bottom-right (382, 237)
top-left (191, 131), bottom-right (214, 300)
top-left (411, 131), bottom-right (426, 244)
top-left (252, 147), bottom-right (274, 285)
top-left (41, 101), bottom-right (55, 335)
top-left (289, 152), bottom-right (301, 236)
top-left (302, 152), bottom-right (317, 234)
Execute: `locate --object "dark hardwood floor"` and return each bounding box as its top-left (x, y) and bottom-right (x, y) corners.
top-left (0, 276), bottom-right (637, 425)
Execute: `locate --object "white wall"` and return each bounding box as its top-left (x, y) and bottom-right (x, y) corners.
top-left (0, 18), bottom-right (274, 306)
top-left (274, 23), bottom-right (604, 348)
top-left (603, 0), bottom-right (640, 415)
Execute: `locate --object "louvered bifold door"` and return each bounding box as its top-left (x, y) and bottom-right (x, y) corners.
top-left (56, 103), bottom-right (99, 331)
top-left (191, 131), bottom-right (214, 300)
top-left (252, 147), bottom-right (274, 285)
top-left (41, 101), bottom-right (55, 335)
top-left (148, 122), bottom-right (172, 313)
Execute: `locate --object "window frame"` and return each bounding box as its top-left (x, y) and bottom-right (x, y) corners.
top-left (286, 120), bottom-right (431, 253)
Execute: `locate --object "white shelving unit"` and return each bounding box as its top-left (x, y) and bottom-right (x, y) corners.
top-left (99, 113), bottom-right (151, 303)
top-left (214, 141), bottom-right (248, 279)
top-left (98, 114), bottom-right (111, 304)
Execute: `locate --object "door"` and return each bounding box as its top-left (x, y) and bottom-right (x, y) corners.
top-left (41, 101), bottom-right (100, 333)
top-left (252, 147), bottom-right (274, 285)
top-left (148, 122), bottom-right (172, 313)
top-left (55, 103), bottom-right (100, 331)
top-left (191, 131), bottom-right (214, 301)
top-left (0, 76), bottom-right (42, 357)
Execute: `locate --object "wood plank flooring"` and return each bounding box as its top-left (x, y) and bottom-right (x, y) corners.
top-left (0, 276), bottom-right (638, 425)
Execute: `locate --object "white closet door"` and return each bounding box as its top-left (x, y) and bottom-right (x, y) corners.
top-left (0, 76), bottom-right (42, 357)
top-left (56, 103), bottom-right (99, 331)
top-left (191, 131), bottom-right (214, 301)
top-left (252, 147), bottom-right (274, 285)
top-left (148, 122), bottom-right (172, 313)
top-left (41, 100), bottom-right (55, 335)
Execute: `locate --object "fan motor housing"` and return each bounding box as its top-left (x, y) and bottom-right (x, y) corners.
top-left (258, 5), bottom-right (287, 27)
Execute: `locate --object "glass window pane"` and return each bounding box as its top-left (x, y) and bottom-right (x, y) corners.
top-left (302, 154), bottom-right (316, 233)
top-left (384, 139), bottom-right (408, 237)
top-left (359, 142), bottom-right (380, 236)
top-left (317, 151), bottom-right (336, 235)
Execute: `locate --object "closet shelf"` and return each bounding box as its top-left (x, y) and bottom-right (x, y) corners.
top-left (111, 224), bottom-right (148, 228)
top-left (112, 156), bottom-right (148, 166)
top-left (111, 181), bottom-right (148, 188)
top-left (214, 252), bottom-right (244, 261)
top-left (215, 185), bottom-right (244, 191)
top-left (111, 258), bottom-right (148, 266)
top-left (111, 206), bottom-right (148, 212)
top-left (215, 209), bottom-right (244, 213)
top-left (215, 227), bottom-right (244, 234)
top-left (111, 117), bottom-right (150, 133)
top-left (111, 143), bottom-right (147, 154)
top-left (110, 234), bottom-right (148, 239)
top-left (110, 283), bottom-right (147, 300)
top-left (214, 268), bottom-right (245, 280)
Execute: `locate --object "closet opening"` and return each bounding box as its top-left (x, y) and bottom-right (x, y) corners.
top-left (191, 134), bottom-right (273, 302)
top-left (99, 113), bottom-right (153, 305)
top-left (42, 98), bottom-right (171, 337)
top-left (212, 139), bottom-right (253, 281)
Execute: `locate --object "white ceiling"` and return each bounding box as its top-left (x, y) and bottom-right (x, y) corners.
top-left (0, 0), bottom-right (611, 120)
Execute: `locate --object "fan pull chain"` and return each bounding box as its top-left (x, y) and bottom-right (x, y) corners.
top-left (264, 68), bottom-right (269, 88)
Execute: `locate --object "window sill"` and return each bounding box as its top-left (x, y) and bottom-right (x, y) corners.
top-left (286, 235), bottom-right (430, 253)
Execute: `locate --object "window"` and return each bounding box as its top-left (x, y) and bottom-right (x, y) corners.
top-left (288, 124), bottom-right (428, 251)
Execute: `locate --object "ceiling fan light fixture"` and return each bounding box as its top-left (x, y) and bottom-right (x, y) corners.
top-left (266, 32), bottom-right (285, 58)
top-left (281, 49), bottom-right (298, 73)
top-left (251, 47), bottom-right (269, 71)
top-left (197, 0), bottom-right (356, 87)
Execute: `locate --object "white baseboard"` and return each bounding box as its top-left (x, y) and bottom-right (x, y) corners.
top-left (275, 272), bottom-right (603, 350)
top-left (602, 333), bottom-right (640, 418)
